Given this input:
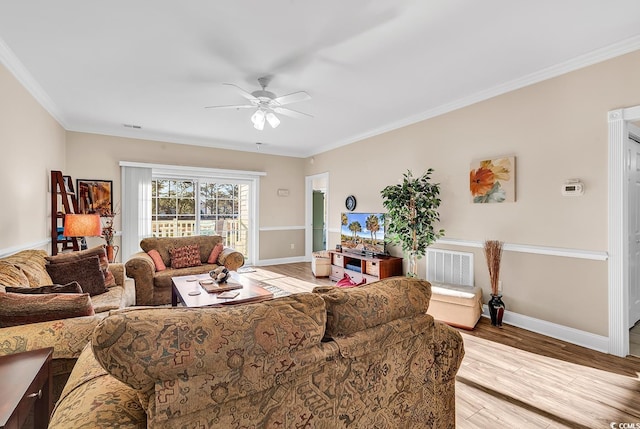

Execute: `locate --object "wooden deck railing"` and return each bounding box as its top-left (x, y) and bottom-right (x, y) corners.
top-left (152, 219), bottom-right (248, 255)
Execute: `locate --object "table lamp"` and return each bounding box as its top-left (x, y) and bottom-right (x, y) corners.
top-left (63, 214), bottom-right (102, 250)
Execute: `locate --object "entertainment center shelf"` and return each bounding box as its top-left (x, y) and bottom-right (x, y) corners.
top-left (329, 250), bottom-right (403, 283)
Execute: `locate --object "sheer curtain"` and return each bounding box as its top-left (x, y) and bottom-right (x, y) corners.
top-left (120, 164), bottom-right (152, 261)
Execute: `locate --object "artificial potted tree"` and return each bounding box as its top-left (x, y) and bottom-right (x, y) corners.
top-left (381, 169), bottom-right (445, 277)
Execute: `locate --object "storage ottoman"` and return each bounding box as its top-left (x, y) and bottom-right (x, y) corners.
top-left (311, 250), bottom-right (331, 277)
top-left (427, 282), bottom-right (483, 329)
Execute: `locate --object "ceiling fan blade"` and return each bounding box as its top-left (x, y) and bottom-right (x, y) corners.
top-left (204, 104), bottom-right (255, 109)
top-left (273, 91), bottom-right (311, 106)
top-left (273, 107), bottom-right (313, 119)
top-left (223, 83), bottom-right (258, 101)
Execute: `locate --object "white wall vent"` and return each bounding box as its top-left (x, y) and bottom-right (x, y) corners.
top-left (426, 248), bottom-right (474, 286)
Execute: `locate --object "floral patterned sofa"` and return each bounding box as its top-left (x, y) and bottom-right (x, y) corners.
top-left (125, 235), bottom-right (245, 305)
top-left (50, 277), bottom-right (465, 428)
top-left (0, 248), bottom-right (135, 402)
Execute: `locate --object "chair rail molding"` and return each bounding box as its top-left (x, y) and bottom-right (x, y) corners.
top-left (435, 237), bottom-right (607, 261)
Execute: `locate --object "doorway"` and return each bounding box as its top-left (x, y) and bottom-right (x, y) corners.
top-left (305, 173), bottom-right (329, 258)
top-left (627, 124), bottom-right (640, 356)
top-left (608, 105), bottom-right (640, 357)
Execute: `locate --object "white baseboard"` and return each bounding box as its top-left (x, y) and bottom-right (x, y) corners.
top-left (481, 305), bottom-right (609, 353)
top-left (0, 239), bottom-right (50, 258)
top-left (255, 256), bottom-right (308, 266)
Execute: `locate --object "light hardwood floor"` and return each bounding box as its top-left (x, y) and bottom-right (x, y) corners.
top-left (260, 262), bottom-right (640, 428)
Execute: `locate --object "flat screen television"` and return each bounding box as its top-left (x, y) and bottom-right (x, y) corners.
top-left (340, 212), bottom-right (386, 255)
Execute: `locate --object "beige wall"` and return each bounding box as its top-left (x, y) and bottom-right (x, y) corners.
top-left (306, 50), bottom-right (640, 336)
top-left (0, 63), bottom-right (66, 252)
top-left (259, 229), bottom-right (305, 261)
top-left (65, 132), bottom-right (306, 260)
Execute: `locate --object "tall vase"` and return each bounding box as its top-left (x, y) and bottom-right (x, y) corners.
top-left (488, 294), bottom-right (505, 327)
top-left (106, 245), bottom-right (119, 263)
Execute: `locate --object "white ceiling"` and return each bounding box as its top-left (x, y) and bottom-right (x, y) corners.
top-left (1, 1), bottom-right (640, 158)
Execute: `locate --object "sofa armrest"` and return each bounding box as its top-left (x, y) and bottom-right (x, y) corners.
top-left (0, 313), bottom-right (108, 359)
top-left (218, 247), bottom-right (245, 271)
top-left (107, 263), bottom-right (126, 287)
top-left (429, 320), bottom-right (465, 383)
top-left (125, 252), bottom-right (156, 306)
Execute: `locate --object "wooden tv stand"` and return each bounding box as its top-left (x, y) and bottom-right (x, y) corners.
top-left (329, 250), bottom-right (403, 283)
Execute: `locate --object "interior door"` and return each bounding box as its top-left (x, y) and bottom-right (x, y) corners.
top-left (628, 123), bottom-right (640, 327)
top-left (312, 190), bottom-right (325, 252)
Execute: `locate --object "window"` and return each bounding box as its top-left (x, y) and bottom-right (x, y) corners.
top-left (121, 161), bottom-right (263, 265)
top-left (151, 178), bottom-right (250, 257)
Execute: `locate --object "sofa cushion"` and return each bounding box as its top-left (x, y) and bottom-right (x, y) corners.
top-left (169, 245), bottom-right (202, 269)
top-left (46, 256), bottom-right (108, 296)
top-left (313, 276), bottom-right (432, 338)
top-left (90, 285), bottom-right (129, 314)
top-left (5, 281), bottom-right (83, 294)
top-left (1, 250), bottom-right (53, 286)
top-left (0, 292), bottom-right (94, 327)
top-left (47, 245), bottom-right (116, 287)
top-left (147, 249), bottom-right (166, 271)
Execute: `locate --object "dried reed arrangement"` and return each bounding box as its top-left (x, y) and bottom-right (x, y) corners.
top-left (483, 240), bottom-right (504, 295)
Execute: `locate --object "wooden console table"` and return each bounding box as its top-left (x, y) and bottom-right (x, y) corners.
top-left (329, 250), bottom-right (403, 283)
top-left (0, 347), bottom-right (53, 429)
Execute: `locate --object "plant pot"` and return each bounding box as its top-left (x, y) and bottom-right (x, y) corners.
top-left (407, 252), bottom-right (418, 278)
top-left (488, 294), bottom-right (505, 327)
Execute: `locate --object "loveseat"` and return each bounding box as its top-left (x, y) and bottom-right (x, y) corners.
top-left (0, 248), bottom-right (135, 401)
top-left (50, 277), bottom-right (464, 428)
top-left (125, 235), bottom-right (245, 305)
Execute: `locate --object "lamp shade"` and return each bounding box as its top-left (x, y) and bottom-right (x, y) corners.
top-left (63, 214), bottom-right (102, 237)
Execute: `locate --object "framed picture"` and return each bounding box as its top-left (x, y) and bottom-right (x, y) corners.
top-left (76, 179), bottom-right (113, 216)
top-left (469, 156), bottom-right (516, 203)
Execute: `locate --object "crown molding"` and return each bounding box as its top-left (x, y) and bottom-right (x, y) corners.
top-left (0, 36), bottom-right (67, 128)
top-left (315, 35), bottom-right (640, 157)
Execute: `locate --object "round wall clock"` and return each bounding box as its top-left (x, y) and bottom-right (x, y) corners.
top-left (345, 195), bottom-right (357, 211)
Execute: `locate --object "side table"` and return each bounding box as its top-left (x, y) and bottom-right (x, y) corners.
top-left (0, 347), bottom-right (53, 429)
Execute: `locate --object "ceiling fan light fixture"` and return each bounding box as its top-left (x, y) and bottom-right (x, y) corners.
top-left (266, 112), bottom-right (280, 128)
top-left (251, 109), bottom-right (266, 130)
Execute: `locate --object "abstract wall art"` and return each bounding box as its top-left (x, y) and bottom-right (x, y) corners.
top-left (469, 156), bottom-right (516, 203)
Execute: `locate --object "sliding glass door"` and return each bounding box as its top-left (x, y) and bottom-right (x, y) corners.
top-left (151, 178), bottom-right (251, 257)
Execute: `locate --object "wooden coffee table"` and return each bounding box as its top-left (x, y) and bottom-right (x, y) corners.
top-left (172, 272), bottom-right (273, 307)
top-left (0, 347), bottom-right (53, 429)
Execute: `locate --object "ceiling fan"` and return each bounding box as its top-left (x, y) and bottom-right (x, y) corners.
top-left (205, 76), bottom-right (312, 130)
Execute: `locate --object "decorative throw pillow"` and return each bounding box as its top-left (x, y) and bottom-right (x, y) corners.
top-left (147, 249), bottom-right (166, 271)
top-left (169, 245), bottom-right (202, 269)
top-left (5, 281), bottom-right (83, 294)
top-left (46, 256), bottom-right (108, 296)
top-left (335, 273), bottom-right (366, 288)
top-left (0, 292), bottom-right (94, 328)
top-left (207, 243), bottom-right (224, 264)
top-left (46, 245), bottom-right (116, 287)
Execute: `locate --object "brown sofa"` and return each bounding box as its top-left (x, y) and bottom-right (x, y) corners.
top-left (125, 235), bottom-right (245, 305)
top-left (0, 248), bottom-right (135, 401)
top-left (50, 277), bottom-right (464, 428)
